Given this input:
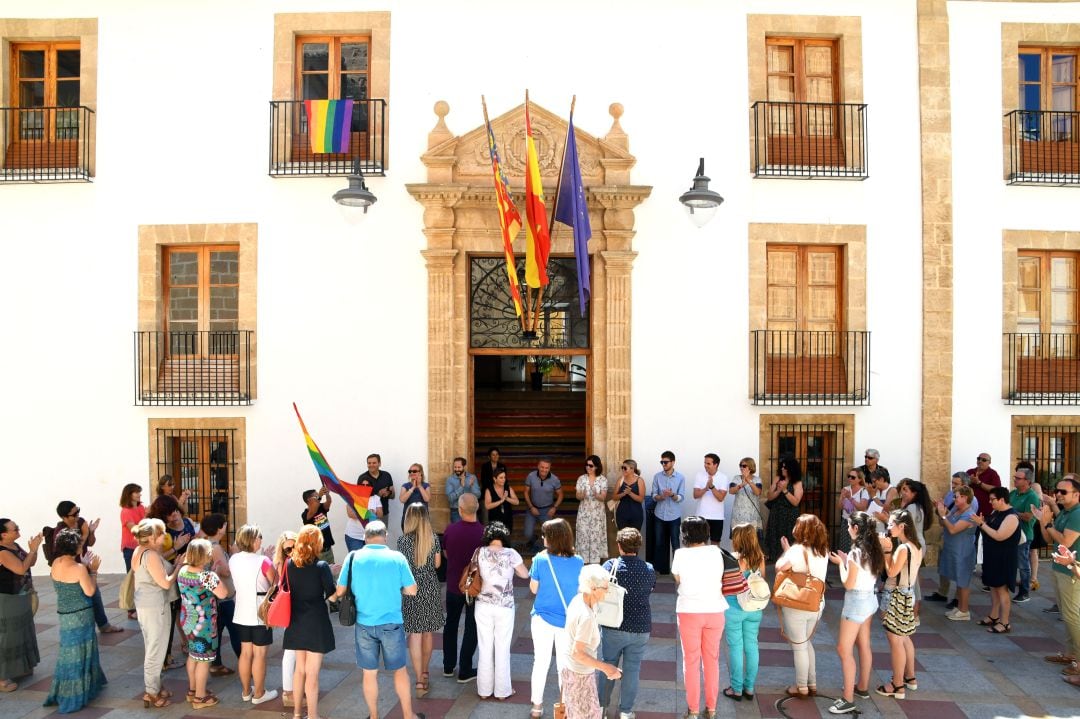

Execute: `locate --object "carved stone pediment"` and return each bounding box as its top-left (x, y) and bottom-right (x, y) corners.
top-left (420, 100), bottom-right (635, 187)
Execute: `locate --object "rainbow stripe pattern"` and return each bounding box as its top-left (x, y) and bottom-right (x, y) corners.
top-left (293, 403), bottom-right (374, 524)
top-left (304, 99), bottom-right (354, 154)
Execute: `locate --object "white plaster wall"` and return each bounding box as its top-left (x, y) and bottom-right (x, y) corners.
top-left (0, 0), bottom-right (927, 570)
top-left (949, 1), bottom-right (1080, 486)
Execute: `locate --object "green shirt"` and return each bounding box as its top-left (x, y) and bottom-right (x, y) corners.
top-left (1008, 488), bottom-right (1040, 542)
top-left (1052, 504), bottom-right (1080, 576)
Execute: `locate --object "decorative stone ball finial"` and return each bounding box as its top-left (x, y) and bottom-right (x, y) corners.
top-left (434, 100), bottom-right (450, 120)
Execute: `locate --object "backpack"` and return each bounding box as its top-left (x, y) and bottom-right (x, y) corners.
top-left (41, 525), bottom-right (57, 565)
top-left (738, 569), bottom-right (771, 611)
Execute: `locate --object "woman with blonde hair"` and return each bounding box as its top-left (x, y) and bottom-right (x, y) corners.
top-left (283, 525), bottom-right (335, 719)
top-left (399, 463), bottom-right (432, 528)
top-left (178, 538), bottom-right (228, 708)
top-left (613, 459), bottom-right (646, 530)
top-left (776, 514), bottom-right (829, 699)
top-left (729, 459), bottom-right (764, 539)
top-left (271, 531), bottom-right (300, 708)
top-left (397, 503), bottom-right (444, 696)
top-left (229, 524), bottom-right (277, 704)
top-left (723, 523), bottom-right (766, 702)
top-left (131, 518), bottom-right (179, 708)
top-left (837, 469), bottom-right (870, 552)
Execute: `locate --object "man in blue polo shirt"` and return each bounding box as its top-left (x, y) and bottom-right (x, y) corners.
top-left (334, 520), bottom-right (425, 719)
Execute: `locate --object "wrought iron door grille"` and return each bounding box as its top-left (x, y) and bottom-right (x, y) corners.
top-left (768, 422), bottom-right (848, 547)
top-left (155, 428), bottom-right (238, 542)
top-left (469, 255), bottom-right (589, 349)
top-left (1015, 423), bottom-right (1080, 556)
top-left (1005, 333), bottom-right (1080, 404)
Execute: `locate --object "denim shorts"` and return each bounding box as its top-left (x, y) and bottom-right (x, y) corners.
top-left (355, 622), bottom-right (407, 671)
top-left (842, 589), bottom-right (878, 623)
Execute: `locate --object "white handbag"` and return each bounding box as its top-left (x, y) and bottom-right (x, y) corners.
top-left (595, 559), bottom-right (627, 628)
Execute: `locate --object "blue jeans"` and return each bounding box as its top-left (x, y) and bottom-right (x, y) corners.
top-left (1017, 540), bottom-right (1031, 594)
top-left (723, 596), bottom-right (763, 693)
top-left (344, 535), bottom-right (365, 551)
top-left (91, 586), bottom-right (109, 628)
top-left (653, 518), bottom-right (681, 574)
top-left (597, 629), bottom-right (649, 713)
top-left (122, 547), bottom-right (135, 573)
top-left (355, 622), bottom-right (407, 671)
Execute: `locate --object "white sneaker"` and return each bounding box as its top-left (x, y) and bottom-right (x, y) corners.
top-left (620, 713), bottom-right (636, 719)
top-left (946, 609), bottom-right (970, 621)
top-left (241, 692), bottom-right (252, 702)
top-left (251, 689), bottom-right (279, 705)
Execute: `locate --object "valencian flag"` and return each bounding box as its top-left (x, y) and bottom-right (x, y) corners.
top-left (304, 99), bottom-right (354, 154)
top-left (523, 102), bottom-right (551, 289)
top-left (554, 110), bottom-right (592, 316)
top-left (485, 117), bottom-right (524, 315)
top-left (292, 403), bottom-right (374, 525)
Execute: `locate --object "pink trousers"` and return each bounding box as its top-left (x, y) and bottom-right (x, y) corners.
top-left (677, 611), bottom-right (726, 713)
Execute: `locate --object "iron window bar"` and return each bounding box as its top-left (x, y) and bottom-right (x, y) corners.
top-left (1006, 109), bottom-right (1080, 186)
top-left (0, 105), bottom-right (94, 183)
top-left (134, 330), bottom-right (254, 406)
top-left (269, 98), bottom-right (386, 177)
top-left (751, 330), bottom-right (870, 406)
top-left (751, 100), bottom-right (868, 179)
top-left (1004, 332), bottom-right (1080, 405)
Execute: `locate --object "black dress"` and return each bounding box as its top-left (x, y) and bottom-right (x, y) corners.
top-left (764, 485), bottom-right (801, 561)
top-left (982, 508), bottom-right (1021, 591)
top-left (282, 559), bottom-right (335, 653)
top-left (615, 479), bottom-right (644, 530)
top-left (486, 486), bottom-right (514, 532)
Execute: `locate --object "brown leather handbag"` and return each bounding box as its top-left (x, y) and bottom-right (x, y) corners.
top-left (458, 548), bottom-right (482, 600)
top-left (772, 548), bottom-right (825, 613)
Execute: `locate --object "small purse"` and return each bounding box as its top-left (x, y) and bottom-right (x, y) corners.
top-left (338, 552), bottom-right (357, 627)
top-left (265, 561), bottom-right (293, 629)
top-left (595, 559), bottom-right (626, 628)
top-left (458, 548), bottom-right (482, 600)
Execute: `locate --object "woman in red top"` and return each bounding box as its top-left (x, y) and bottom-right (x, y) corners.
top-left (120, 484), bottom-right (147, 619)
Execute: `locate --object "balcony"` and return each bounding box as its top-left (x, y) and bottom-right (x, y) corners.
top-left (751, 330), bottom-right (871, 406)
top-left (0, 105), bottom-right (94, 182)
top-left (1005, 333), bottom-right (1080, 404)
top-left (751, 101), bottom-right (867, 179)
top-left (1006, 110), bottom-right (1080, 186)
top-left (135, 330), bottom-right (253, 406)
top-left (269, 99), bottom-right (386, 177)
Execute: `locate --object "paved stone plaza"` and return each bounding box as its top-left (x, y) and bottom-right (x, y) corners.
top-left (2, 570), bottom-right (1078, 719)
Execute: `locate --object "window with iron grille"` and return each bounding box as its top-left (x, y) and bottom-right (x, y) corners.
top-left (1015, 423), bottom-right (1080, 556)
top-left (767, 422), bottom-right (848, 544)
top-left (155, 428), bottom-right (238, 541)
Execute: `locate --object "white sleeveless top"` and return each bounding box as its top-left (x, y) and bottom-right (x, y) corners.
top-left (229, 551), bottom-right (273, 626)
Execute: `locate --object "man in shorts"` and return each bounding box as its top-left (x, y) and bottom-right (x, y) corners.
top-left (334, 521), bottom-right (425, 719)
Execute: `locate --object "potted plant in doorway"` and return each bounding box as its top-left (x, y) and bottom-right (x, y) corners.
top-left (530, 356), bottom-right (566, 390)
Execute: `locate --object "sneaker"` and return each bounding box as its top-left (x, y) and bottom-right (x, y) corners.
top-left (442, 669), bottom-right (456, 677)
top-left (925, 592), bottom-right (948, 602)
top-left (457, 673), bottom-right (476, 683)
top-left (828, 699), bottom-right (858, 714)
top-left (1045, 604), bottom-right (1061, 613)
top-left (1014, 593), bottom-right (1030, 603)
top-left (946, 598), bottom-right (958, 609)
top-left (853, 688), bottom-right (871, 699)
top-left (251, 690), bottom-right (279, 705)
top-left (946, 609), bottom-right (971, 621)
top-left (620, 713), bottom-right (637, 719)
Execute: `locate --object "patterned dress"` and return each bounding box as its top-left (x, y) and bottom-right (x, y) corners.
top-left (575, 475), bottom-right (609, 564)
top-left (43, 580), bottom-right (106, 713)
top-left (0, 544), bottom-right (39, 682)
top-left (178, 567), bottom-right (220, 661)
top-left (397, 533), bottom-right (445, 633)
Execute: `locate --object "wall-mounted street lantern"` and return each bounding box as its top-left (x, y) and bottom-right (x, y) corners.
top-left (678, 157), bottom-right (724, 228)
top-left (333, 160), bottom-right (378, 223)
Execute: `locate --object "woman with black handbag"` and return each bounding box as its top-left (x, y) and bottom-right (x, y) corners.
top-left (774, 514), bottom-right (828, 699)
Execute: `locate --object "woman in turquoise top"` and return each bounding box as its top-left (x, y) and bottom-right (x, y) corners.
top-left (43, 529), bottom-right (106, 714)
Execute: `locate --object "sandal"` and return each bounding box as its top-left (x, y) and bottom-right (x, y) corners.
top-left (1063, 662), bottom-right (1080, 677)
top-left (157, 689), bottom-right (173, 699)
top-left (723, 687), bottom-right (742, 701)
top-left (415, 680), bottom-right (429, 698)
top-left (530, 705), bottom-right (544, 718)
top-left (1046, 653), bottom-right (1076, 664)
top-left (875, 682), bottom-right (905, 699)
top-left (904, 676), bottom-right (918, 690)
top-left (186, 689), bottom-right (215, 703)
top-left (191, 694), bottom-right (219, 709)
top-left (988, 621), bottom-right (1011, 634)
top-left (785, 686), bottom-right (810, 698)
top-left (142, 692), bottom-right (171, 708)
top-left (0, 680), bottom-right (17, 693)
top-left (99, 624), bottom-right (124, 634)
top-left (808, 686), bottom-right (818, 696)
top-left (977, 615), bottom-right (999, 627)
top-left (209, 665), bottom-right (235, 677)
top-left (742, 690), bottom-right (755, 700)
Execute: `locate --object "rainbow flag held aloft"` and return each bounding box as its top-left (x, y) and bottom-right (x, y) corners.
top-left (485, 117), bottom-right (524, 316)
top-left (523, 102), bottom-right (551, 289)
top-left (293, 403), bottom-right (374, 525)
top-left (304, 99), bottom-right (354, 154)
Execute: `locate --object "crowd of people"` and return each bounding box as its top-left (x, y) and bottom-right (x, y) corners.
top-left (0, 448), bottom-right (1079, 719)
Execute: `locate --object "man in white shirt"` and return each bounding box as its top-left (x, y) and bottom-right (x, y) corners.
top-left (693, 453), bottom-right (728, 542)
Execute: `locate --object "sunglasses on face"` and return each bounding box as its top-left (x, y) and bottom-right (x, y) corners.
top-left (585, 463), bottom-right (595, 468)
top-left (660, 460), bottom-right (672, 465)
top-left (67, 510), bottom-right (80, 518)
top-left (1055, 488), bottom-right (1071, 495)
top-left (408, 469), bottom-right (421, 474)
top-left (977, 457), bottom-right (989, 462)
top-left (620, 465), bottom-right (630, 471)
top-left (739, 464), bottom-right (749, 469)
top-left (283, 546), bottom-right (294, 554)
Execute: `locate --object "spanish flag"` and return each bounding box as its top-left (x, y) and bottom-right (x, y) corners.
top-left (485, 118), bottom-right (524, 316)
top-left (523, 101), bottom-right (551, 289)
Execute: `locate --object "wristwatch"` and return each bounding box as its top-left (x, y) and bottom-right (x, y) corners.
top-left (1045, 522), bottom-right (1055, 530)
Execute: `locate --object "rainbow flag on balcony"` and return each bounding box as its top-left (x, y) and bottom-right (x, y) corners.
top-left (304, 99), bottom-right (354, 154)
top-left (293, 403), bottom-right (374, 524)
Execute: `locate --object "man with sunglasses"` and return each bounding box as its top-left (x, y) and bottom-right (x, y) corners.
top-left (966, 454), bottom-right (1001, 520)
top-left (1033, 476), bottom-right (1080, 680)
top-left (651, 451), bottom-right (685, 575)
top-left (856, 449), bottom-right (889, 487)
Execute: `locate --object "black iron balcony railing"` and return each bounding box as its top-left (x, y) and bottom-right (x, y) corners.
top-left (1005, 333), bottom-right (1080, 404)
top-left (135, 330), bottom-right (253, 406)
top-left (752, 330), bottom-right (870, 405)
top-left (1006, 110), bottom-right (1080, 186)
top-left (751, 101), bottom-right (867, 179)
top-left (269, 98), bottom-right (386, 177)
top-left (0, 105), bottom-right (94, 182)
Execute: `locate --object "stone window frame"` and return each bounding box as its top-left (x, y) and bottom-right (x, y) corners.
top-left (147, 417), bottom-right (248, 529)
top-left (273, 12), bottom-right (390, 169)
top-left (757, 413), bottom-right (855, 492)
top-left (1009, 414), bottom-right (1080, 481)
top-left (1001, 23), bottom-right (1080, 181)
top-left (746, 14), bottom-right (863, 172)
top-left (0, 18), bottom-right (98, 175)
top-left (1001, 229), bottom-right (1080, 398)
top-left (138, 223), bottom-right (258, 399)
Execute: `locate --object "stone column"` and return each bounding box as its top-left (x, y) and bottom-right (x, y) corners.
top-left (423, 248), bottom-right (459, 531)
top-left (601, 250), bottom-right (638, 473)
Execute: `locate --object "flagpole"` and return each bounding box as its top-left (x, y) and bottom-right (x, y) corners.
top-left (531, 95), bottom-right (576, 335)
top-left (523, 89), bottom-right (536, 334)
top-left (483, 95), bottom-right (528, 333)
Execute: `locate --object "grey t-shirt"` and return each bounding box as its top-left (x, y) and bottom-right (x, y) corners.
top-left (525, 471), bottom-right (561, 508)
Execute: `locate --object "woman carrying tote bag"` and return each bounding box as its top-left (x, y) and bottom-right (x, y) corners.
top-left (774, 514), bottom-right (829, 699)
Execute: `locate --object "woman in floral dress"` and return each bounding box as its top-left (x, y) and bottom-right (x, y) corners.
top-left (178, 538), bottom-right (228, 709)
top-left (397, 503), bottom-right (444, 697)
top-left (575, 455), bottom-right (609, 564)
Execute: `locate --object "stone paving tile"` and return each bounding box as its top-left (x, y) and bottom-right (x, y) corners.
top-left (898, 698), bottom-right (969, 719)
